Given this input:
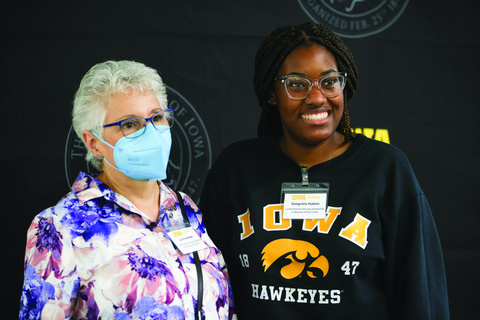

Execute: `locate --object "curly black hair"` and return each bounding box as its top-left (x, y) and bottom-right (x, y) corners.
top-left (254, 22), bottom-right (358, 140)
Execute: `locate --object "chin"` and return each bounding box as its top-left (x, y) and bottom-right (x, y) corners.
top-left (306, 129), bottom-right (337, 142)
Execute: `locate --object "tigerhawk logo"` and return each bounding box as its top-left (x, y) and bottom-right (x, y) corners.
top-left (261, 239), bottom-right (329, 279)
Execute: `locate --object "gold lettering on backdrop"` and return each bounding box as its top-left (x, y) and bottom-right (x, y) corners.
top-left (353, 128), bottom-right (390, 144)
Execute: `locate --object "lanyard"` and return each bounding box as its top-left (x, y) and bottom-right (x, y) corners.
top-left (174, 191), bottom-right (205, 320)
top-left (280, 165), bottom-right (330, 220)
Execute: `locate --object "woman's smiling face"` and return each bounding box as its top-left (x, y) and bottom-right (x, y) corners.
top-left (270, 43), bottom-right (344, 147)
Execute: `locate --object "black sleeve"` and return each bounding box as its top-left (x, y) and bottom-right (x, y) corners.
top-left (383, 192), bottom-right (450, 319)
top-left (199, 158), bottom-right (234, 257)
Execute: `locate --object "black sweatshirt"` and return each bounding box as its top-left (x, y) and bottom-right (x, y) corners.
top-left (200, 134), bottom-right (449, 319)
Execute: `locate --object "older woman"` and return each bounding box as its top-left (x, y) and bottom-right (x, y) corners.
top-left (19, 60), bottom-right (235, 320)
top-left (200, 23), bottom-right (449, 319)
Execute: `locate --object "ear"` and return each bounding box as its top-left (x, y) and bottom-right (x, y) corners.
top-left (82, 130), bottom-right (101, 156)
top-left (268, 90), bottom-right (277, 105)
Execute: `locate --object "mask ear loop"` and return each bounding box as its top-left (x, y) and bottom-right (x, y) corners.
top-left (90, 131), bottom-right (116, 149)
top-left (90, 131), bottom-right (124, 173)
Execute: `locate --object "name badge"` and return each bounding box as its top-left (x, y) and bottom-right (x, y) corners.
top-left (281, 182), bottom-right (329, 220)
top-left (167, 227), bottom-right (208, 255)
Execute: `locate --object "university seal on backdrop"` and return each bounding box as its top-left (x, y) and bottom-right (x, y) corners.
top-left (298, 0), bottom-right (409, 38)
top-left (64, 86), bottom-right (212, 202)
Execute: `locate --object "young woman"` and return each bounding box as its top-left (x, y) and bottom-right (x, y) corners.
top-left (200, 23), bottom-right (449, 319)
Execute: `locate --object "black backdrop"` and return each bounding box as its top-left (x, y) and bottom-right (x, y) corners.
top-left (3, 1), bottom-right (479, 318)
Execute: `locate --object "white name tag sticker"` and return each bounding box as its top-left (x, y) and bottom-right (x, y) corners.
top-left (167, 227), bottom-right (208, 254)
top-left (283, 193), bottom-right (327, 220)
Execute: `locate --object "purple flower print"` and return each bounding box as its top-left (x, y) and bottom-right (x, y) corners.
top-left (61, 199), bottom-right (123, 243)
top-left (184, 202), bottom-right (206, 235)
top-left (31, 217), bottom-right (64, 279)
top-left (114, 296), bottom-right (185, 319)
top-left (19, 265), bottom-right (55, 320)
top-left (159, 199), bottom-right (206, 236)
top-left (35, 217), bottom-right (62, 256)
top-left (128, 250), bottom-right (170, 281)
top-left (132, 296), bottom-right (184, 320)
top-left (126, 246), bottom-right (181, 305)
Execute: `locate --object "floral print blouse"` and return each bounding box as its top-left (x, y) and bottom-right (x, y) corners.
top-left (19, 172), bottom-right (235, 320)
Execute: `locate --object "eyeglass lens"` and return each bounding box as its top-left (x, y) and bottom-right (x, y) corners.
top-left (121, 109), bottom-right (174, 138)
top-left (284, 74), bottom-right (345, 99)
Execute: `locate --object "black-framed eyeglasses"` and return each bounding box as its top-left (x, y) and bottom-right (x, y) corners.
top-left (275, 72), bottom-right (347, 100)
top-left (103, 108), bottom-right (174, 138)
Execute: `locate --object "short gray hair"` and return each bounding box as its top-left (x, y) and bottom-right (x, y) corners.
top-left (72, 60), bottom-right (168, 170)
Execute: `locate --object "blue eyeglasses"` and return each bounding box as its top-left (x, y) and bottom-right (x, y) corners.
top-left (103, 108), bottom-right (174, 138)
